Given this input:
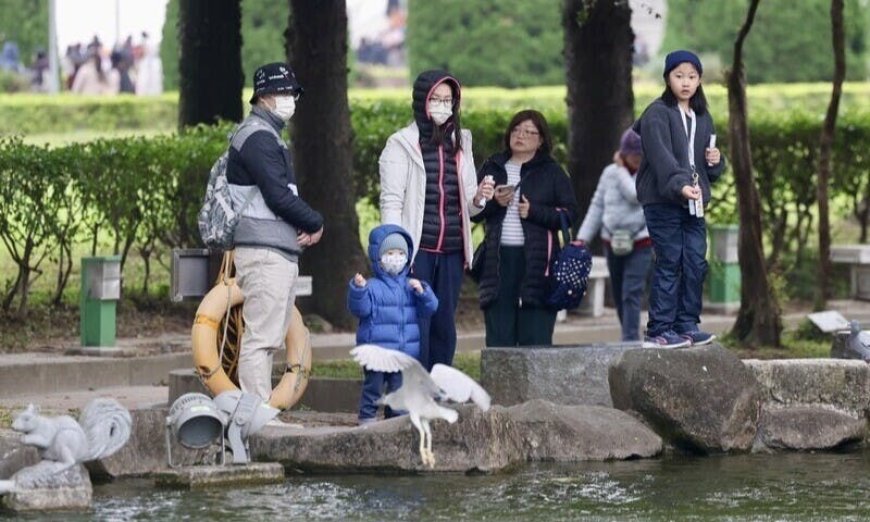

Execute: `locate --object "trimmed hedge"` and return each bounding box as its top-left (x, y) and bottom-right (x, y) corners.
top-left (1, 97), bottom-right (869, 312)
top-left (0, 126), bottom-right (228, 313)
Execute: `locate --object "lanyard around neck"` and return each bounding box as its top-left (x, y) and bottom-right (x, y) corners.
top-left (679, 107), bottom-right (696, 171)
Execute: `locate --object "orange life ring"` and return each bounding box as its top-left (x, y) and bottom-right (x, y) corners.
top-left (191, 278), bottom-right (311, 410)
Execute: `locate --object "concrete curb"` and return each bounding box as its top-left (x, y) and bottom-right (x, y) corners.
top-left (0, 353), bottom-right (188, 398)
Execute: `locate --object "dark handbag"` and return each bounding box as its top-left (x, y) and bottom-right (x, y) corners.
top-left (546, 211), bottom-right (592, 310)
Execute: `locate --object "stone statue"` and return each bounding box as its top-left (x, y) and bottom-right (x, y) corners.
top-left (0, 398), bottom-right (132, 498)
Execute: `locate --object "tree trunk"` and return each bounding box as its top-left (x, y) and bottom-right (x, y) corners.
top-left (178, 0), bottom-right (243, 128)
top-left (727, 0), bottom-right (782, 347)
top-left (562, 0), bottom-right (635, 224)
top-left (815, 0), bottom-right (846, 310)
top-left (175, 0), bottom-right (243, 247)
top-left (286, 0), bottom-right (367, 330)
top-left (51, 241), bottom-right (72, 307)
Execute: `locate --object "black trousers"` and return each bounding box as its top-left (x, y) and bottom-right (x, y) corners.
top-left (484, 246), bottom-right (557, 347)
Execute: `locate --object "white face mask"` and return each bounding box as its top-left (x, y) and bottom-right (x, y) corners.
top-left (428, 101), bottom-right (452, 126)
top-left (380, 252), bottom-right (408, 275)
top-left (271, 95), bottom-right (296, 121)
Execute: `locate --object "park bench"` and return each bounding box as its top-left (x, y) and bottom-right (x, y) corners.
top-left (577, 255), bottom-right (609, 317)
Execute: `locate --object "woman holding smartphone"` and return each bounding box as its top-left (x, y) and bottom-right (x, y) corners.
top-left (473, 110), bottom-right (579, 347)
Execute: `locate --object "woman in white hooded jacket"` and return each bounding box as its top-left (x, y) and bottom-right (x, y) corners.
top-left (379, 69), bottom-right (493, 370)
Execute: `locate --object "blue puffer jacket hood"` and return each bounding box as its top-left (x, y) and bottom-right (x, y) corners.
top-left (367, 224), bottom-right (414, 278)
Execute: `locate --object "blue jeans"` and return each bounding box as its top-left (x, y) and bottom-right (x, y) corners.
top-left (412, 250), bottom-right (464, 371)
top-left (643, 203), bottom-right (707, 336)
top-left (359, 369), bottom-right (403, 421)
top-left (606, 244), bottom-right (653, 341)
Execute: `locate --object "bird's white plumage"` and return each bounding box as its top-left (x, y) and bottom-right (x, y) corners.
top-left (351, 344), bottom-right (419, 373)
top-left (430, 364), bottom-right (491, 412)
top-left (349, 344), bottom-right (492, 467)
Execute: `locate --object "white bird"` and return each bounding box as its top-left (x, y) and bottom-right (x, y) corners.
top-left (350, 344), bottom-right (491, 467)
top-left (847, 320), bottom-right (870, 361)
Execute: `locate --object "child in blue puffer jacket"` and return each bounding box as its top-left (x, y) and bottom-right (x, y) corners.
top-left (348, 224), bottom-right (439, 425)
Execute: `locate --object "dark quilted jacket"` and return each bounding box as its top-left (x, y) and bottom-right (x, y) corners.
top-left (472, 151), bottom-right (579, 309)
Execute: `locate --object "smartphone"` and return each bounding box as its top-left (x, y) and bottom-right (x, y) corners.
top-left (495, 185), bottom-right (515, 197)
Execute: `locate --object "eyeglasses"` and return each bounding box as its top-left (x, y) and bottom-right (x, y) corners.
top-left (428, 96), bottom-right (454, 105)
top-left (511, 127), bottom-right (539, 137)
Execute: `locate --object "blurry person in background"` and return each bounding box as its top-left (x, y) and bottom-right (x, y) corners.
top-left (135, 32), bottom-right (163, 96)
top-left (576, 129), bottom-right (652, 342)
top-left (71, 52), bottom-right (119, 95)
top-left (29, 49), bottom-right (50, 92)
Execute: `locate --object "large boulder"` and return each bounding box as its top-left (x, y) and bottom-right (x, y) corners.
top-left (250, 405), bottom-right (524, 473)
top-left (745, 359), bottom-right (869, 451)
top-left (609, 344), bottom-right (761, 453)
top-left (756, 405), bottom-right (867, 450)
top-left (745, 359), bottom-right (870, 418)
top-left (506, 400), bottom-right (662, 461)
top-left (251, 401), bottom-right (663, 472)
top-left (482, 344), bottom-right (640, 408)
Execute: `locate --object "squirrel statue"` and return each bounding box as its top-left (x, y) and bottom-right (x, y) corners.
top-left (8, 398), bottom-right (132, 475)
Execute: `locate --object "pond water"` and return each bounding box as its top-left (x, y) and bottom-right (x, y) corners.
top-left (4, 450), bottom-right (869, 521)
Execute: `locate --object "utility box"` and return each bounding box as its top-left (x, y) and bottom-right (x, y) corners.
top-left (170, 249), bottom-right (215, 302)
top-left (80, 256), bottom-right (121, 347)
top-left (169, 248), bottom-right (314, 301)
top-left (707, 225), bottom-right (740, 313)
top-left (830, 244), bottom-right (870, 301)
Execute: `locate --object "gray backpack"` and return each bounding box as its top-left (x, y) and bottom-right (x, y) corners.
top-left (197, 118), bottom-right (276, 249)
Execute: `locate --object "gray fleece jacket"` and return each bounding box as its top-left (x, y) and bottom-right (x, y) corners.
top-left (576, 163), bottom-right (648, 243)
top-left (633, 98), bottom-right (726, 206)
